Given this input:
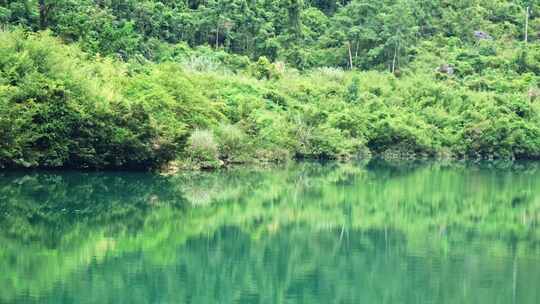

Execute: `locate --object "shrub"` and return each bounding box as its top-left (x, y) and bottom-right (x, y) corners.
top-left (186, 130), bottom-right (222, 169)
top-left (312, 67), bottom-right (346, 82)
top-left (300, 125), bottom-right (365, 160)
top-left (345, 76), bottom-right (360, 103)
top-left (0, 30), bottom-right (165, 169)
top-left (214, 124), bottom-right (250, 163)
top-left (254, 147), bottom-right (291, 163)
top-left (251, 56), bottom-right (281, 80)
top-left (365, 113), bottom-right (438, 158)
top-left (181, 55), bottom-right (221, 72)
top-left (4, 25), bottom-right (540, 170)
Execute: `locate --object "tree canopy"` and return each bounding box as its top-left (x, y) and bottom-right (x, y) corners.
top-left (2, 0), bottom-right (538, 70)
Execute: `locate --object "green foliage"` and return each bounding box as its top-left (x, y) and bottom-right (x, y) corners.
top-left (0, 30), bottom-right (163, 169)
top-left (251, 56), bottom-right (281, 80)
top-left (4, 0), bottom-right (535, 70)
top-left (2, 0), bottom-right (540, 169)
top-left (185, 129), bottom-right (222, 169)
top-left (0, 31), bottom-right (215, 169)
top-left (214, 124), bottom-right (250, 163)
top-left (345, 76), bottom-right (360, 102)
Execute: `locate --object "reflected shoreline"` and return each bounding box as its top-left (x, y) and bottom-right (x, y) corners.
top-left (1, 160), bottom-right (540, 303)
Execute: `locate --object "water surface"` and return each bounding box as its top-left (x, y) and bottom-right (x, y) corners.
top-left (1, 161), bottom-right (540, 303)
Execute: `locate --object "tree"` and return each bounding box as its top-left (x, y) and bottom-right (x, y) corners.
top-left (381, 0), bottom-right (418, 73)
top-left (287, 0), bottom-right (304, 40)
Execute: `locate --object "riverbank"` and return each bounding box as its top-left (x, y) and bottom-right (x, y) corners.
top-left (2, 30), bottom-right (540, 171)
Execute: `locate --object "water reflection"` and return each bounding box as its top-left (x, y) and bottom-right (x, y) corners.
top-left (1, 161), bottom-right (539, 303)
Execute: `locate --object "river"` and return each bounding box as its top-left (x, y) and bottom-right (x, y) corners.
top-left (1, 161), bottom-right (539, 303)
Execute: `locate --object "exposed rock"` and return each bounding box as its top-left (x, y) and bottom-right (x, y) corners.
top-left (473, 30), bottom-right (492, 40)
top-left (528, 87), bottom-right (540, 102)
top-left (438, 64), bottom-right (454, 75)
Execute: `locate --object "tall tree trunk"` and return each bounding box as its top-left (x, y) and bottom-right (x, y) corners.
top-left (525, 6), bottom-right (530, 43)
top-left (354, 40), bottom-right (359, 62)
top-left (347, 41), bottom-right (353, 70)
top-left (392, 43), bottom-right (398, 73)
top-left (39, 0), bottom-right (48, 30)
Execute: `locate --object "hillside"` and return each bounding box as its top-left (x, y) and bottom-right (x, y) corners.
top-left (1, 1), bottom-right (540, 169)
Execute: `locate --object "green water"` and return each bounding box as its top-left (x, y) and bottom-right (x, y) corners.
top-left (1, 161), bottom-right (540, 304)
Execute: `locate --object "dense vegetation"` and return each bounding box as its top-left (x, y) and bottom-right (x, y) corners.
top-left (2, 1), bottom-right (540, 169)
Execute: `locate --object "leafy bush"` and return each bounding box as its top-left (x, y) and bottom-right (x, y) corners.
top-left (251, 57), bottom-right (281, 80)
top-left (214, 124), bottom-right (250, 163)
top-left (457, 97), bottom-right (540, 159)
top-left (0, 30), bottom-right (164, 169)
top-left (3, 25), bottom-right (540, 171)
top-left (185, 130), bottom-right (222, 169)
